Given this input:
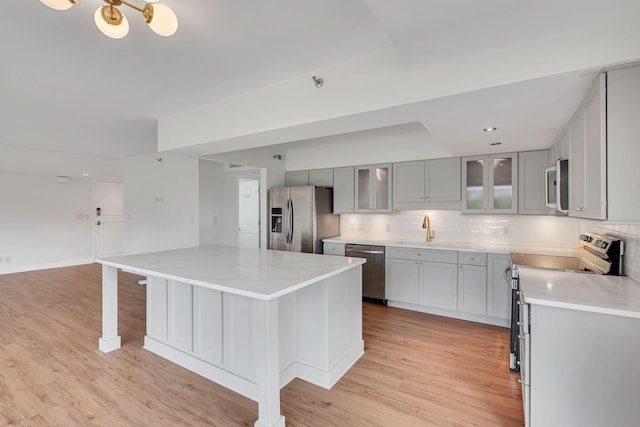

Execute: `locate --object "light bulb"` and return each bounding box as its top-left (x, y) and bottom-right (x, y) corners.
top-left (40, 0), bottom-right (75, 11)
top-left (94, 6), bottom-right (130, 39)
top-left (147, 4), bottom-right (178, 37)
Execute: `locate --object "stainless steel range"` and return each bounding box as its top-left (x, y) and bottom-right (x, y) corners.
top-left (509, 232), bottom-right (623, 371)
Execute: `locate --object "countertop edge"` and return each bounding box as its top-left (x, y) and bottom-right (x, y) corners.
top-left (524, 295), bottom-right (640, 319)
top-left (98, 257), bottom-right (365, 301)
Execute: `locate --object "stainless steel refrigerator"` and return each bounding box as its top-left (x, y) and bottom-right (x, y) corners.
top-left (269, 186), bottom-right (340, 253)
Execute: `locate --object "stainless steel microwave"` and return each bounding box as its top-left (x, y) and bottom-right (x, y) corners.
top-left (545, 159), bottom-right (569, 212)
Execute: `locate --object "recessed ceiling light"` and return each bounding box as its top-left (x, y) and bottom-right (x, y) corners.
top-left (82, 173), bottom-right (89, 176)
top-left (490, 142), bottom-right (502, 146)
top-left (484, 127), bottom-right (497, 132)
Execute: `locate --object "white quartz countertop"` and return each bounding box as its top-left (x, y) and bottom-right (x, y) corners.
top-left (323, 236), bottom-right (580, 257)
top-left (519, 266), bottom-right (640, 318)
top-left (324, 236), bottom-right (510, 254)
top-left (98, 245), bottom-right (365, 301)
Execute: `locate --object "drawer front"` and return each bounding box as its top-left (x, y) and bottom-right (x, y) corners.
top-left (458, 251), bottom-right (487, 266)
top-left (323, 242), bottom-right (345, 256)
top-left (386, 247), bottom-right (457, 263)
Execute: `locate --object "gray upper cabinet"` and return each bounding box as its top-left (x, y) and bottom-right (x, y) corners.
top-left (606, 65), bottom-right (640, 222)
top-left (333, 166), bottom-right (355, 213)
top-left (308, 168), bottom-right (334, 187)
top-left (518, 150), bottom-right (552, 215)
top-left (285, 170), bottom-right (309, 187)
top-left (286, 168), bottom-right (334, 187)
top-left (393, 158), bottom-right (461, 210)
top-left (567, 74), bottom-right (606, 220)
top-left (355, 163), bottom-right (392, 213)
top-left (462, 153), bottom-right (518, 214)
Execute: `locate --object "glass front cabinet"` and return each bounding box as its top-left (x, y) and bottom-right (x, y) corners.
top-left (355, 163), bottom-right (392, 213)
top-left (462, 153), bottom-right (518, 214)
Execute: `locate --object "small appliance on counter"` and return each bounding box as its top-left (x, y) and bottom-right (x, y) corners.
top-left (269, 186), bottom-right (340, 254)
top-left (509, 232), bottom-right (623, 372)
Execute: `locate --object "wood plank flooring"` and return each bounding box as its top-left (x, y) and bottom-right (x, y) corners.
top-left (0, 264), bottom-right (523, 426)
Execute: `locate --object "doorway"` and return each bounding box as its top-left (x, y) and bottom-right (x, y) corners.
top-left (237, 178), bottom-right (260, 248)
top-left (95, 181), bottom-right (124, 258)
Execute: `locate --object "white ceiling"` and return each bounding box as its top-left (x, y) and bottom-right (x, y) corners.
top-left (2, 0), bottom-right (640, 160)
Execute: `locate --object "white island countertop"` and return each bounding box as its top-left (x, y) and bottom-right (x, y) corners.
top-left (519, 266), bottom-right (640, 318)
top-left (98, 245), bottom-right (365, 300)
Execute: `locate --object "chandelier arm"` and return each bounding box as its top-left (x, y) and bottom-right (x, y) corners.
top-left (118, 0), bottom-right (144, 13)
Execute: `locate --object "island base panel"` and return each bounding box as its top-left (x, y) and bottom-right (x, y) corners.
top-left (98, 336), bottom-right (121, 353)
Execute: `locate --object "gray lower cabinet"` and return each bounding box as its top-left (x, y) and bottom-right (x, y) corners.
top-left (457, 252), bottom-right (487, 315)
top-left (421, 260), bottom-right (458, 310)
top-left (528, 304), bottom-right (640, 426)
top-left (323, 242), bottom-right (345, 256)
top-left (487, 254), bottom-right (511, 320)
top-left (386, 247), bottom-right (510, 327)
top-left (385, 257), bottom-right (420, 303)
top-left (385, 247), bottom-right (458, 310)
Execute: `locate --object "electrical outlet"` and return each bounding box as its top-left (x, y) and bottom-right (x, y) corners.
top-left (0, 257), bottom-right (3, 264)
top-left (4, 257), bottom-right (10, 263)
top-left (213, 216), bottom-right (218, 224)
top-left (385, 224), bottom-right (391, 232)
top-left (76, 213), bottom-right (83, 220)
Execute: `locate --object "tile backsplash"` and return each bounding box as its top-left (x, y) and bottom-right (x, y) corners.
top-left (339, 211), bottom-right (640, 281)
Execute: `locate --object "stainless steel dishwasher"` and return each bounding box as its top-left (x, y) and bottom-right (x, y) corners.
top-left (345, 244), bottom-right (385, 303)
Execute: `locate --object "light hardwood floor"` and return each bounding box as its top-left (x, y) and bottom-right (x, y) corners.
top-left (0, 264), bottom-right (523, 426)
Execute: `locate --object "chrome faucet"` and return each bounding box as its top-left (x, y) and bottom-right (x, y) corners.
top-left (422, 214), bottom-right (432, 242)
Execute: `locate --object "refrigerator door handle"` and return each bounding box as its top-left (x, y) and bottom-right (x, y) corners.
top-left (288, 198), bottom-right (294, 244)
top-left (284, 199), bottom-right (291, 244)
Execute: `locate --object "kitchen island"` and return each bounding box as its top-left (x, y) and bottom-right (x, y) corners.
top-left (97, 245), bottom-right (365, 427)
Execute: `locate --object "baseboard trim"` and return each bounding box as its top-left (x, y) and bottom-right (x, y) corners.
top-left (0, 259), bottom-right (95, 275)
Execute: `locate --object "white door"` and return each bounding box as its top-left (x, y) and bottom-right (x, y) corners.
top-left (238, 179), bottom-right (260, 248)
top-left (95, 181), bottom-right (124, 258)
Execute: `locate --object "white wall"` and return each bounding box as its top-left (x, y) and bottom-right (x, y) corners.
top-left (284, 122), bottom-right (452, 170)
top-left (0, 144), bottom-right (121, 179)
top-left (0, 172), bottom-right (95, 274)
top-left (199, 160), bottom-right (261, 247)
top-left (122, 152), bottom-right (199, 254)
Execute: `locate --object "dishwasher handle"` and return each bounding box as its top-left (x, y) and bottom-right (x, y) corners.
top-left (347, 249), bottom-right (385, 255)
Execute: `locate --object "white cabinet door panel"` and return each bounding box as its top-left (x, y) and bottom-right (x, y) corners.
top-left (457, 265), bottom-right (487, 315)
top-left (420, 261), bottom-right (458, 311)
top-left (222, 293), bottom-right (256, 381)
top-left (147, 276), bottom-right (168, 341)
top-left (193, 287), bottom-right (223, 365)
top-left (426, 158), bottom-right (461, 202)
top-left (487, 254), bottom-right (512, 320)
top-left (386, 258), bottom-right (419, 303)
top-left (168, 280), bottom-right (193, 352)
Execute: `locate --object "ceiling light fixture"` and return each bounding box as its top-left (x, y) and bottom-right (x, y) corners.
top-left (483, 127), bottom-right (497, 132)
top-left (40, 0), bottom-right (178, 39)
